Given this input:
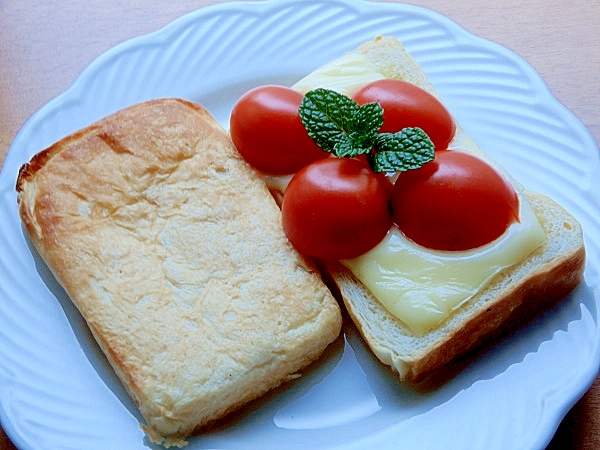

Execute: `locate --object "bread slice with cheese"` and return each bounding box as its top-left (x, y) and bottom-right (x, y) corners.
top-left (324, 191), bottom-right (584, 381)
top-left (296, 36), bottom-right (586, 382)
top-left (15, 98), bottom-right (342, 446)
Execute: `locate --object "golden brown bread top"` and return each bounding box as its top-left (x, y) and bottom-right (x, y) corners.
top-left (16, 98), bottom-right (342, 443)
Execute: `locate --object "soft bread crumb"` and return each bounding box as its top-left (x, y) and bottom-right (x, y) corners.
top-left (142, 425), bottom-right (188, 448)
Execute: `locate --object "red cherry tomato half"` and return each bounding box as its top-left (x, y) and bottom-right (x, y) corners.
top-left (230, 85), bottom-right (328, 175)
top-left (282, 158), bottom-right (392, 260)
top-left (352, 79), bottom-right (456, 151)
top-left (391, 150), bottom-right (519, 251)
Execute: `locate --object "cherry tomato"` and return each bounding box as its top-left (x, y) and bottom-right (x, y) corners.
top-left (391, 150), bottom-right (519, 251)
top-left (282, 158), bottom-right (392, 260)
top-left (230, 85), bottom-right (328, 175)
top-left (352, 79), bottom-right (456, 150)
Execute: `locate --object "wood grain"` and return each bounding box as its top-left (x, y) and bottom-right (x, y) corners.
top-left (1, 1), bottom-right (598, 448)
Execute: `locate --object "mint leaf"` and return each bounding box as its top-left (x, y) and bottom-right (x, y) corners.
top-left (299, 88), bottom-right (382, 157)
top-left (371, 128), bottom-right (435, 172)
top-left (299, 88), bottom-right (435, 173)
top-left (352, 102), bottom-right (384, 143)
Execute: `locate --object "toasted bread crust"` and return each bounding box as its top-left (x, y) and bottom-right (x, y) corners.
top-left (16, 98), bottom-right (342, 443)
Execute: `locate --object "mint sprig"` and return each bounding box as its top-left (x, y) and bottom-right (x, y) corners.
top-left (299, 88), bottom-right (435, 172)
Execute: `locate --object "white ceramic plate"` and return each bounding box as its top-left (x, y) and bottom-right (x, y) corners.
top-left (1, 1), bottom-right (599, 449)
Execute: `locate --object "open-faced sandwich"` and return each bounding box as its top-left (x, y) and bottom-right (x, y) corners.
top-left (229, 36), bottom-right (586, 382)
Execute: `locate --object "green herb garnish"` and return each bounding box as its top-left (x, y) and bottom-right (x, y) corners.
top-left (298, 88), bottom-right (434, 172)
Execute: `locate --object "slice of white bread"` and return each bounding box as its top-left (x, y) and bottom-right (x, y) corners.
top-left (317, 37), bottom-right (586, 382)
top-left (16, 98), bottom-right (342, 446)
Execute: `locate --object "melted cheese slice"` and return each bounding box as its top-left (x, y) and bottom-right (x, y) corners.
top-left (342, 194), bottom-right (546, 335)
top-left (293, 53), bottom-right (385, 95)
top-left (288, 52), bottom-right (547, 335)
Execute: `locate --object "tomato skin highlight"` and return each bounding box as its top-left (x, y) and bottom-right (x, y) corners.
top-left (353, 79), bottom-right (456, 151)
top-left (230, 85), bottom-right (328, 175)
top-left (282, 158), bottom-right (392, 260)
top-left (391, 150), bottom-right (519, 251)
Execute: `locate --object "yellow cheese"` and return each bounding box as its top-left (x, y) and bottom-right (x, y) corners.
top-left (285, 50), bottom-right (547, 335)
top-left (292, 53), bottom-right (385, 96)
top-left (342, 193), bottom-right (546, 335)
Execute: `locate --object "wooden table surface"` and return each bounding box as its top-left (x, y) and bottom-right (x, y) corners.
top-left (1, 0), bottom-right (598, 448)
